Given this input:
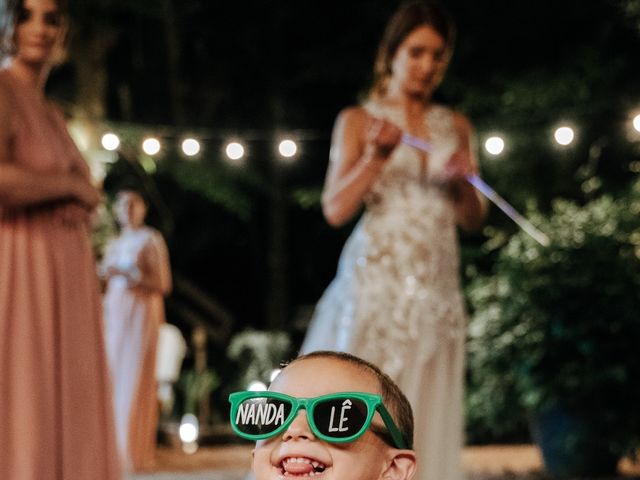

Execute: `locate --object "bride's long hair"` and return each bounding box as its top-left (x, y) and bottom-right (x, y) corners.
top-left (368, 0), bottom-right (456, 102)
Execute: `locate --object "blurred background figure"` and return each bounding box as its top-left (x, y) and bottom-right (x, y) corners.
top-left (301, 2), bottom-right (486, 480)
top-left (0, 0), bottom-right (121, 479)
top-left (155, 322), bottom-right (187, 416)
top-left (100, 188), bottom-right (172, 473)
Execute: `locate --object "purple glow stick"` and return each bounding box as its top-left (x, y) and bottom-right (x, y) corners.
top-left (401, 133), bottom-right (434, 153)
top-left (400, 133), bottom-right (550, 247)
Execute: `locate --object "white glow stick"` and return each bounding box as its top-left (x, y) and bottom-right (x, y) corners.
top-left (400, 133), bottom-right (550, 246)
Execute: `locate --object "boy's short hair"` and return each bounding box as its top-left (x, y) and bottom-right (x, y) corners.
top-left (289, 350), bottom-right (414, 449)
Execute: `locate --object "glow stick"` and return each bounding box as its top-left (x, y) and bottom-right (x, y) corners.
top-left (400, 133), bottom-right (550, 246)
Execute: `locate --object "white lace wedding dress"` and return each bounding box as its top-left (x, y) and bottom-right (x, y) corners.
top-left (301, 101), bottom-right (467, 480)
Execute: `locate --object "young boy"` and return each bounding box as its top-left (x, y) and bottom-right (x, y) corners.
top-left (229, 351), bottom-right (417, 480)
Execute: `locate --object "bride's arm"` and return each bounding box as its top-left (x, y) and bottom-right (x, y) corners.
top-left (446, 112), bottom-right (487, 231)
top-left (322, 107), bottom-right (401, 227)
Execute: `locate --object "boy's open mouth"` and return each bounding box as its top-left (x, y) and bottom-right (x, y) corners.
top-left (280, 457), bottom-right (327, 477)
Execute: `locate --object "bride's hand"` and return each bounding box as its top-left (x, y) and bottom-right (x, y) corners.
top-left (443, 148), bottom-right (476, 183)
top-left (366, 117), bottom-right (402, 160)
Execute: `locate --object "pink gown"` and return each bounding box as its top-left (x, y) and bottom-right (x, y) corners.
top-left (102, 226), bottom-right (171, 472)
top-left (0, 69), bottom-right (122, 479)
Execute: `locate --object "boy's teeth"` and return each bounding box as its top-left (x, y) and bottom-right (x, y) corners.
top-left (281, 457), bottom-right (327, 476)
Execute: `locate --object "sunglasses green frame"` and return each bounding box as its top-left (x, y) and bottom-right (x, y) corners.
top-left (228, 391), bottom-right (407, 449)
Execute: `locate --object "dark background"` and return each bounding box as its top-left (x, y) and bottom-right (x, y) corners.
top-left (47, 0), bottom-right (640, 401)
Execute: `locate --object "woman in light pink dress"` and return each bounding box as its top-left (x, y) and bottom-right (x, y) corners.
top-left (101, 189), bottom-right (172, 472)
top-left (0, 1), bottom-right (121, 479)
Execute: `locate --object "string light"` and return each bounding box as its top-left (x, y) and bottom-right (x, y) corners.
top-left (225, 141), bottom-right (245, 161)
top-left (554, 126), bottom-right (575, 146)
top-left (181, 138), bottom-right (201, 157)
top-left (278, 139), bottom-right (298, 159)
top-left (142, 137), bottom-right (161, 156)
top-left (484, 136), bottom-right (505, 156)
top-left (95, 106), bottom-right (640, 162)
top-left (101, 132), bottom-right (120, 151)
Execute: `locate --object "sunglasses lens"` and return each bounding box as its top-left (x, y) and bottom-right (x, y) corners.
top-left (312, 397), bottom-right (369, 438)
top-left (234, 397), bottom-right (292, 436)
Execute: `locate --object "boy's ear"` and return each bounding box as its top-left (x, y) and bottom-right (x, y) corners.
top-left (382, 449), bottom-right (417, 480)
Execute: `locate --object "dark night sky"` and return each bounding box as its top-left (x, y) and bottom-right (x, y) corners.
top-left (95, 0), bottom-right (640, 133)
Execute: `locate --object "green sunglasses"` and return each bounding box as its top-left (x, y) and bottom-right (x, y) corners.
top-left (228, 391), bottom-right (407, 449)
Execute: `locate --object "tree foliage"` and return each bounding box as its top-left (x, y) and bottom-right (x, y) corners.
top-left (466, 179), bottom-right (640, 450)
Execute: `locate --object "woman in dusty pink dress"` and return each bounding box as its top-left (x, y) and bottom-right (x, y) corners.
top-left (0, 1), bottom-right (121, 479)
top-left (100, 188), bottom-right (172, 472)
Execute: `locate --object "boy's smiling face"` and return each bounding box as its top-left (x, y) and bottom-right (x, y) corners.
top-left (251, 357), bottom-right (415, 480)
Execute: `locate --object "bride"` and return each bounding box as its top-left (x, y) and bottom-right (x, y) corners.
top-left (300, 2), bottom-right (486, 480)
